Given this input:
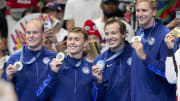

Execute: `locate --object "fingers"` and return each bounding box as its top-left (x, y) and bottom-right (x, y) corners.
top-left (92, 65), bottom-right (103, 76)
top-left (50, 58), bottom-right (63, 67)
top-left (6, 64), bottom-right (17, 80)
top-left (131, 41), bottom-right (142, 49)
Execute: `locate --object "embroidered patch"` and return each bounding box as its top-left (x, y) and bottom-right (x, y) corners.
top-left (82, 67), bottom-right (90, 74)
top-left (149, 37), bottom-right (155, 45)
top-left (127, 57), bottom-right (132, 66)
top-left (43, 57), bottom-right (50, 64)
top-left (106, 63), bottom-right (112, 68)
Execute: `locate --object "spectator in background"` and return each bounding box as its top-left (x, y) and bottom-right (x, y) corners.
top-left (0, 0), bottom-right (6, 15)
top-left (0, 12), bottom-right (9, 55)
top-left (63, 0), bottom-right (103, 30)
top-left (83, 19), bottom-right (102, 63)
top-left (42, 1), bottom-right (68, 53)
top-left (166, 18), bottom-right (180, 30)
top-left (131, 0), bottom-right (176, 100)
top-left (21, 7), bottom-right (38, 17)
top-left (94, 0), bottom-right (134, 43)
top-left (0, 33), bottom-right (9, 76)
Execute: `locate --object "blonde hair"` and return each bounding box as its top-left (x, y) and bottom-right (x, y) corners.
top-left (26, 18), bottom-right (44, 32)
top-left (135, 0), bottom-right (158, 10)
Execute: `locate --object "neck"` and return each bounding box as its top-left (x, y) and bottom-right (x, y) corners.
top-left (69, 52), bottom-right (83, 59)
top-left (28, 45), bottom-right (43, 51)
top-left (143, 18), bottom-right (155, 29)
top-left (110, 41), bottom-right (125, 52)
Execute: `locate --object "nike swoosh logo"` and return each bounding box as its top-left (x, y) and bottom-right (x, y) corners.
top-left (106, 64), bottom-right (112, 68)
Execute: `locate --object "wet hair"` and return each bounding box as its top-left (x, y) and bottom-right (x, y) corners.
top-left (68, 27), bottom-right (88, 41)
top-left (135, 0), bottom-right (158, 10)
top-left (104, 17), bottom-right (127, 35)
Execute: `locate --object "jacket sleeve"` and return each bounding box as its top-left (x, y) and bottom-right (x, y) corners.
top-left (91, 75), bottom-right (105, 101)
top-left (143, 36), bottom-right (168, 78)
top-left (1, 55), bottom-right (17, 83)
top-left (166, 49), bottom-right (178, 84)
top-left (36, 65), bottom-right (58, 101)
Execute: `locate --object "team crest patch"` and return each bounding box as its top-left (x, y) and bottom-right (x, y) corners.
top-left (127, 57), bottom-right (132, 66)
top-left (82, 67), bottom-right (90, 74)
top-left (43, 57), bottom-right (50, 64)
top-left (148, 37), bottom-right (155, 45)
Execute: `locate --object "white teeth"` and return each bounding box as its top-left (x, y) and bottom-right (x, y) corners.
top-left (142, 16), bottom-right (146, 18)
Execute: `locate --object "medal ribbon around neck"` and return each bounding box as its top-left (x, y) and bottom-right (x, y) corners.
top-left (19, 46), bottom-right (44, 64)
top-left (140, 21), bottom-right (156, 44)
top-left (97, 48), bottom-right (125, 70)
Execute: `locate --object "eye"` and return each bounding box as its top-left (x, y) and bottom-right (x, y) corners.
top-left (93, 25), bottom-right (97, 30)
top-left (85, 26), bottom-right (90, 31)
top-left (25, 31), bottom-right (31, 34)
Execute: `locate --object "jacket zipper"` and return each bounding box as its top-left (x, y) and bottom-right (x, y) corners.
top-left (73, 69), bottom-right (77, 101)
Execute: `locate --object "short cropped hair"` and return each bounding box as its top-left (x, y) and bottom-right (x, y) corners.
top-left (26, 18), bottom-right (44, 32)
top-left (68, 27), bottom-right (88, 41)
top-left (135, 0), bottom-right (158, 10)
top-left (104, 17), bottom-right (127, 35)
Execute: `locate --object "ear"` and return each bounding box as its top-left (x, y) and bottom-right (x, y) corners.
top-left (152, 9), bottom-right (157, 17)
top-left (121, 33), bottom-right (127, 39)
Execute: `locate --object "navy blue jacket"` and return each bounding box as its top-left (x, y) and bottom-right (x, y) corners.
top-left (36, 55), bottom-right (94, 101)
top-left (93, 42), bottom-right (132, 101)
top-left (131, 19), bottom-right (176, 101)
top-left (1, 46), bottom-right (56, 101)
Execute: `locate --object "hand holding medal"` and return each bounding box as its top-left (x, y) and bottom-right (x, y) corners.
top-left (14, 61), bottom-right (23, 71)
top-left (50, 52), bottom-right (65, 72)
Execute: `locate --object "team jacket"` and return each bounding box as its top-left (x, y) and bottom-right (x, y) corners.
top-left (131, 19), bottom-right (176, 101)
top-left (1, 46), bottom-right (56, 101)
top-left (36, 55), bottom-right (94, 101)
top-left (93, 42), bottom-right (132, 101)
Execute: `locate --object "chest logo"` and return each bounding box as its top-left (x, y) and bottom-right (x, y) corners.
top-left (82, 67), bottom-right (90, 74)
top-left (43, 57), bottom-right (50, 64)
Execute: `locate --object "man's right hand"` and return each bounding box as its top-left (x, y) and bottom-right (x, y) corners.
top-left (50, 58), bottom-right (62, 73)
top-left (6, 64), bottom-right (17, 80)
top-left (164, 32), bottom-right (175, 49)
top-left (92, 65), bottom-right (103, 84)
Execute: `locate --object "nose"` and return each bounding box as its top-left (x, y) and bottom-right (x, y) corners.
top-left (105, 33), bottom-right (113, 40)
top-left (137, 10), bottom-right (143, 17)
top-left (70, 39), bottom-right (75, 45)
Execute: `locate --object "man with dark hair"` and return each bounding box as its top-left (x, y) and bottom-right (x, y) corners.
top-left (92, 17), bottom-right (132, 101)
